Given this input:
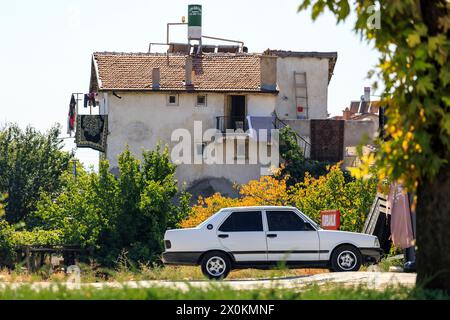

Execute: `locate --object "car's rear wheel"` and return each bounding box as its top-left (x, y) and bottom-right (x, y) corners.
top-left (201, 252), bottom-right (231, 280)
top-left (330, 245), bottom-right (362, 272)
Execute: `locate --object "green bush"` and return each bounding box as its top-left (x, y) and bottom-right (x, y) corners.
top-left (0, 219), bottom-right (15, 267)
top-left (0, 124), bottom-right (71, 224)
top-left (279, 126), bottom-right (332, 185)
top-left (290, 164), bottom-right (377, 232)
top-left (32, 145), bottom-right (191, 267)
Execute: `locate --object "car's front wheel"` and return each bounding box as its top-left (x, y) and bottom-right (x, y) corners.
top-left (330, 245), bottom-right (362, 272)
top-left (201, 251), bottom-right (231, 280)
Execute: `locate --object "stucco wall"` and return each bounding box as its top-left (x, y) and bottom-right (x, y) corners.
top-left (276, 57), bottom-right (329, 120)
top-left (105, 91), bottom-right (276, 188)
top-left (106, 92), bottom-right (221, 167)
top-left (283, 119), bottom-right (376, 161)
top-left (247, 94), bottom-right (277, 116)
top-left (343, 119), bottom-right (376, 147)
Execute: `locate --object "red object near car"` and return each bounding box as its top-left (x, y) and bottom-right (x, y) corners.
top-left (320, 210), bottom-right (340, 230)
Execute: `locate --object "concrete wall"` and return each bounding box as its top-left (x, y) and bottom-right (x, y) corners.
top-left (283, 119), bottom-right (376, 161)
top-left (101, 55), bottom-right (332, 194)
top-left (105, 91), bottom-right (276, 190)
top-left (343, 119), bottom-right (376, 147)
top-left (276, 57), bottom-right (329, 120)
top-left (247, 94), bottom-right (277, 116)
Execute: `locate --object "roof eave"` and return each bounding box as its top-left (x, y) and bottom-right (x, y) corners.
top-left (98, 88), bottom-right (279, 94)
top-left (89, 55), bottom-right (102, 92)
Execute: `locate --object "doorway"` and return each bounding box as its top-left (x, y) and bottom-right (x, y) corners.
top-left (226, 95), bottom-right (246, 130)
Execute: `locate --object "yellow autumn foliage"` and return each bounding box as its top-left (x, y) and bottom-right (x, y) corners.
top-left (180, 174), bottom-right (290, 228)
top-left (181, 164), bottom-right (377, 232)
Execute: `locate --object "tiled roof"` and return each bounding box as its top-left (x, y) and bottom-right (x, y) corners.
top-left (91, 52), bottom-right (266, 92)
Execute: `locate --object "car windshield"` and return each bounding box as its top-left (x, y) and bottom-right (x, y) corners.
top-left (296, 210), bottom-right (322, 230)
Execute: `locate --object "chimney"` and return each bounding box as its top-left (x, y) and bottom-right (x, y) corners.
top-left (185, 56), bottom-right (193, 86)
top-left (343, 107), bottom-right (351, 120)
top-left (260, 55), bottom-right (277, 91)
top-left (152, 68), bottom-right (160, 89)
top-left (364, 87), bottom-right (371, 102)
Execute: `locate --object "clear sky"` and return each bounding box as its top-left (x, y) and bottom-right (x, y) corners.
top-left (0, 0), bottom-right (380, 169)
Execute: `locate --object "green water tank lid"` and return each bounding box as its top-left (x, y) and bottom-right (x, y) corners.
top-left (188, 4), bottom-right (202, 27)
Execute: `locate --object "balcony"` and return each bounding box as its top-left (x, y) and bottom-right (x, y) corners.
top-left (216, 116), bottom-right (249, 133)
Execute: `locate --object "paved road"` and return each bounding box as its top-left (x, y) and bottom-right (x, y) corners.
top-left (0, 272), bottom-right (416, 291)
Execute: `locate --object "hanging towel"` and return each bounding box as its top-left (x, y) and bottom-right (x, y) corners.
top-left (387, 182), bottom-right (414, 249)
top-left (68, 94), bottom-right (77, 132)
top-left (84, 94), bottom-right (89, 108)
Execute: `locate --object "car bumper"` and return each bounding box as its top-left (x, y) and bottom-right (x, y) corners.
top-left (360, 247), bottom-right (383, 263)
top-left (162, 251), bottom-right (203, 266)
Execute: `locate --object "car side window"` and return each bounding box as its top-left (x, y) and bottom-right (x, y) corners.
top-left (218, 211), bottom-right (263, 232)
top-left (266, 211), bottom-right (309, 231)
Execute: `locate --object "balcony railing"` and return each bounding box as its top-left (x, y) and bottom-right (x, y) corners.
top-left (216, 116), bottom-right (249, 133)
top-left (273, 113), bottom-right (311, 159)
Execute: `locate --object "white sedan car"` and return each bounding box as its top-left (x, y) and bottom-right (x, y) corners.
top-left (162, 206), bottom-right (381, 279)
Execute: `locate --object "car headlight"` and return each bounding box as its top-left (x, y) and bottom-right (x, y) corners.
top-left (374, 237), bottom-right (380, 248)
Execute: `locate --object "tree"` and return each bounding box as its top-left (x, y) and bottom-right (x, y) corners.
top-left (0, 193), bottom-right (5, 216)
top-left (32, 166), bottom-right (106, 248)
top-left (298, 0), bottom-right (450, 291)
top-left (290, 164), bottom-right (377, 232)
top-left (279, 126), bottom-right (331, 185)
top-left (181, 172), bottom-right (290, 228)
top-left (0, 124), bottom-right (71, 224)
top-left (182, 164), bottom-right (377, 233)
top-left (0, 193), bottom-right (15, 267)
top-left (33, 145), bottom-right (191, 267)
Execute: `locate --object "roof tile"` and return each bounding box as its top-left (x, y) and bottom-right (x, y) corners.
top-left (92, 52), bottom-right (263, 92)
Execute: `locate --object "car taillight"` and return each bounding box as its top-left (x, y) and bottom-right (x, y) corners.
top-left (165, 240), bottom-right (172, 249)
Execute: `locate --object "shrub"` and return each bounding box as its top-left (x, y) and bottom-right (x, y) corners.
top-left (0, 219), bottom-right (15, 268)
top-left (290, 164), bottom-right (378, 232)
top-left (279, 126), bottom-right (332, 185)
top-left (32, 145), bottom-right (191, 267)
top-left (181, 172), bottom-right (290, 228)
top-left (0, 124), bottom-right (71, 224)
top-left (182, 164), bottom-right (377, 232)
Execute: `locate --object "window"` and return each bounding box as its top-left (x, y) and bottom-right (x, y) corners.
top-left (219, 211), bottom-right (263, 232)
top-left (266, 211), bottom-right (309, 231)
top-left (167, 94), bottom-right (179, 106)
top-left (196, 95), bottom-right (207, 107)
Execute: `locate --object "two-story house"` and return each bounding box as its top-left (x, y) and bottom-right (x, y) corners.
top-left (79, 48), bottom-right (336, 197)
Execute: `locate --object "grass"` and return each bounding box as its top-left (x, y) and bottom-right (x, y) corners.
top-left (0, 283), bottom-right (448, 300)
top-left (0, 265), bottom-right (327, 283)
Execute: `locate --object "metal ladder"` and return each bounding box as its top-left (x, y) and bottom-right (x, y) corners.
top-left (294, 71), bottom-right (309, 119)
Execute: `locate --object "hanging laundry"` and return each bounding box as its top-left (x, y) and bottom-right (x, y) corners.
top-left (84, 93), bottom-right (97, 108)
top-left (68, 94), bottom-right (77, 133)
top-left (387, 182), bottom-right (414, 249)
top-left (84, 94), bottom-right (89, 108)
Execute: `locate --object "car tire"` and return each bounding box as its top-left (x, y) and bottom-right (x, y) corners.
top-left (201, 251), bottom-right (231, 280)
top-left (330, 245), bottom-right (362, 272)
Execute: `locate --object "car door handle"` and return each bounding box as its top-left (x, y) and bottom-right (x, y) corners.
top-left (267, 234), bottom-right (277, 238)
top-left (218, 234), bottom-right (229, 238)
